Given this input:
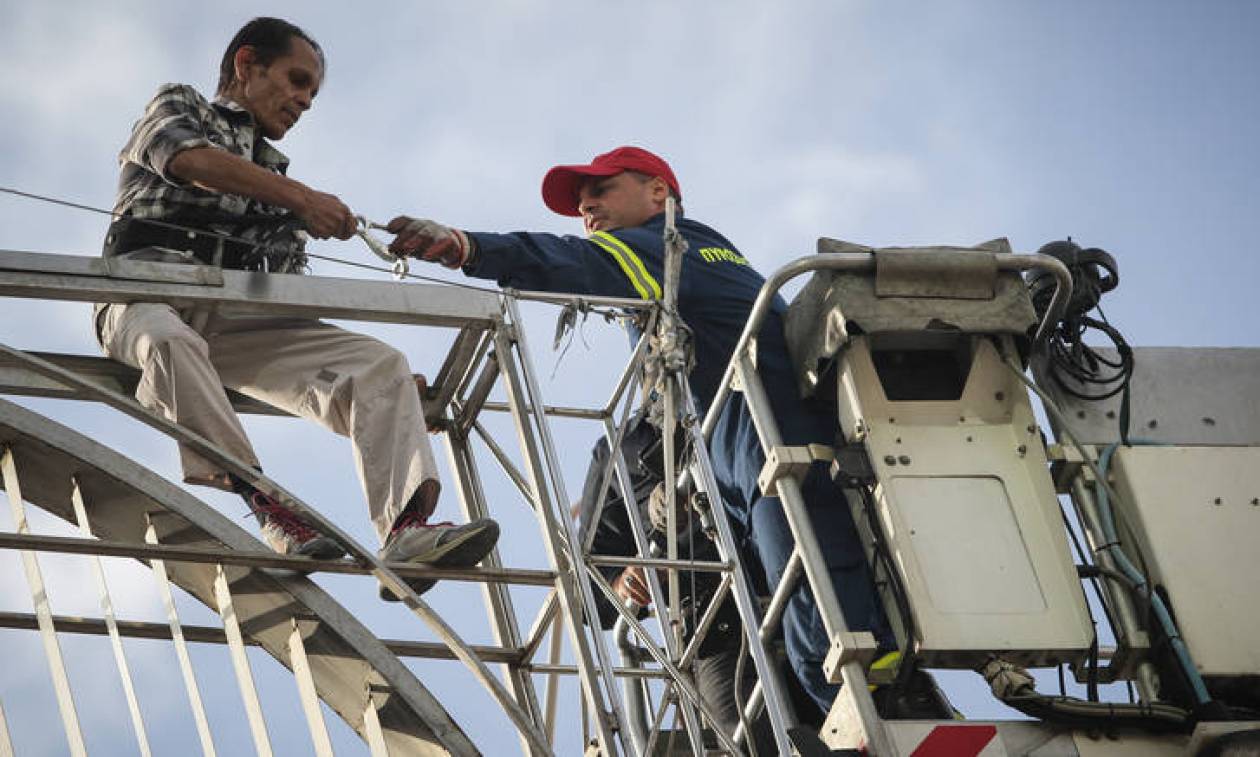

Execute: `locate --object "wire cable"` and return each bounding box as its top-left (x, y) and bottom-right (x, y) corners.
top-left (0, 184), bottom-right (506, 296)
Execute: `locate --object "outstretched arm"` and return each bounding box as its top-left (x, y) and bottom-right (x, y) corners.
top-left (385, 215), bottom-right (652, 300)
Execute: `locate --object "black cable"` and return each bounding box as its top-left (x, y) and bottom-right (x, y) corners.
top-left (1087, 635), bottom-right (1101, 703)
top-left (1066, 519), bottom-right (1122, 636)
top-left (857, 483), bottom-right (918, 690)
top-left (733, 629), bottom-right (760, 757)
top-left (1060, 501), bottom-right (1121, 703)
top-left (1002, 694), bottom-right (1191, 732)
top-left (1027, 240), bottom-right (1135, 438)
top-left (1095, 302), bottom-right (1135, 445)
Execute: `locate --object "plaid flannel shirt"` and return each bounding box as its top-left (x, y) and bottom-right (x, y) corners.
top-left (112, 82), bottom-right (306, 271)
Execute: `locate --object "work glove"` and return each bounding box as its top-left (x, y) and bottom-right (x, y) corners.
top-left (385, 216), bottom-right (471, 269)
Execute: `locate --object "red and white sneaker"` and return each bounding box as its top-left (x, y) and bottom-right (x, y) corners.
top-left (247, 492), bottom-right (345, 560)
top-left (378, 512), bottom-right (500, 600)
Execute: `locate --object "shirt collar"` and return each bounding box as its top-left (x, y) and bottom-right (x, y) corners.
top-left (212, 94), bottom-right (255, 123)
top-left (210, 95), bottom-right (291, 172)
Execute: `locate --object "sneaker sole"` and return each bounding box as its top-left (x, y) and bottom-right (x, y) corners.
top-left (379, 521), bottom-right (501, 601)
top-left (294, 536), bottom-right (347, 561)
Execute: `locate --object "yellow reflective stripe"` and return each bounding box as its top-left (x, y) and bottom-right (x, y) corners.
top-left (871, 650), bottom-right (902, 673)
top-left (867, 649), bottom-right (903, 690)
top-left (589, 234), bottom-right (651, 299)
top-left (598, 232), bottom-right (662, 299)
top-left (592, 232), bottom-right (662, 300)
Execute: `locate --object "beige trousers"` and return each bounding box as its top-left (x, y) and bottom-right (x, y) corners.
top-left (98, 302), bottom-right (438, 542)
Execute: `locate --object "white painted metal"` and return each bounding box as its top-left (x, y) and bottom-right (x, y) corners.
top-left (1034, 347), bottom-right (1260, 447)
top-left (145, 520), bottom-right (218, 757)
top-left (0, 396), bottom-right (476, 751)
top-left (0, 250), bottom-right (501, 328)
top-left (213, 563), bottom-right (275, 757)
top-left (835, 336), bottom-right (1094, 667)
top-left (0, 342), bottom-right (550, 754)
top-left (543, 613), bottom-right (563, 743)
top-left (287, 619), bottom-right (335, 757)
top-left (1109, 445), bottom-right (1260, 676)
top-left (0, 698), bottom-right (14, 757)
top-left (2, 248), bottom-right (798, 753)
top-left (362, 690), bottom-right (390, 757)
top-left (442, 428), bottom-right (546, 756)
top-left (69, 478), bottom-right (153, 757)
top-left (678, 373), bottom-right (803, 755)
top-left (0, 447), bottom-right (87, 757)
top-left (492, 319), bottom-right (626, 755)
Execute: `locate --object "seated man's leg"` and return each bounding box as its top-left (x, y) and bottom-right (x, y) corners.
top-left (205, 314), bottom-right (432, 536)
top-left (99, 302), bottom-right (260, 488)
top-left (101, 303), bottom-right (343, 558)
top-left (204, 314), bottom-right (497, 590)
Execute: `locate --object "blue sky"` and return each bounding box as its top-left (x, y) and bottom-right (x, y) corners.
top-left (1, 1), bottom-right (1257, 754)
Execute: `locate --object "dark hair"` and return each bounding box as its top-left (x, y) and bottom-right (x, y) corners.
top-left (216, 17), bottom-right (324, 95)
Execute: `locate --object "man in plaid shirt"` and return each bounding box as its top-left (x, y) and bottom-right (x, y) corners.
top-left (99, 17), bottom-right (498, 597)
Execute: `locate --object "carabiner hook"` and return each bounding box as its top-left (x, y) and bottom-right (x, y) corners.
top-left (355, 215), bottom-right (408, 280)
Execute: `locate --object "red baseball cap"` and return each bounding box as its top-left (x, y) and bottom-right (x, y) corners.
top-left (541, 146), bottom-right (682, 217)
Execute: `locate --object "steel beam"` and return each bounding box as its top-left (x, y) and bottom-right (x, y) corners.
top-left (0, 250), bottom-right (501, 328)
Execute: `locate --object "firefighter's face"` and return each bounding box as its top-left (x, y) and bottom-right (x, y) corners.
top-left (578, 172), bottom-right (668, 234)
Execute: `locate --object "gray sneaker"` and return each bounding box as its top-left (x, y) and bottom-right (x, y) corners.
top-left (248, 492), bottom-right (346, 560)
top-left (378, 514), bottom-right (500, 600)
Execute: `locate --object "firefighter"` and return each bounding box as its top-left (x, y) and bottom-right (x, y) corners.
top-left (385, 145), bottom-right (894, 714)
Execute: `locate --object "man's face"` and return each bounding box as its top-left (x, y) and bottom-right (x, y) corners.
top-left (236, 37), bottom-right (323, 140)
top-left (577, 172), bottom-right (667, 234)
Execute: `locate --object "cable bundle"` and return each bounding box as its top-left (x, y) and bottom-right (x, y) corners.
top-left (1028, 239), bottom-right (1132, 400)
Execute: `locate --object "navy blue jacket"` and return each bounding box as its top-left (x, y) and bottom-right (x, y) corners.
top-left (466, 214), bottom-right (833, 523)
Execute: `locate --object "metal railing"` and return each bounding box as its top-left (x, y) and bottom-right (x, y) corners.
top-left (0, 248), bottom-right (798, 755)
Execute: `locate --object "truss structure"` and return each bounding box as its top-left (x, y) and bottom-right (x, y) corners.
top-left (4, 244), bottom-right (1255, 757)
top-left (0, 249), bottom-right (810, 755)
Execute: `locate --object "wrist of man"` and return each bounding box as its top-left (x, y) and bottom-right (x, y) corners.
top-left (459, 232), bottom-right (481, 270)
top-left (283, 177), bottom-right (318, 217)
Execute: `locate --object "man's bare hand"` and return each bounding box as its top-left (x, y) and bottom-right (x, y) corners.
top-left (298, 188), bottom-right (357, 240)
top-left (613, 566), bottom-right (652, 607)
top-left (386, 215), bottom-right (471, 268)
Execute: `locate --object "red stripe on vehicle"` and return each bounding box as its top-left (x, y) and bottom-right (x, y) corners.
top-left (910, 725), bottom-right (997, 757)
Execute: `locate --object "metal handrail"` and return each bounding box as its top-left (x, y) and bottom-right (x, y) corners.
top-left (702, 251), bottom-right (1072, 438)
